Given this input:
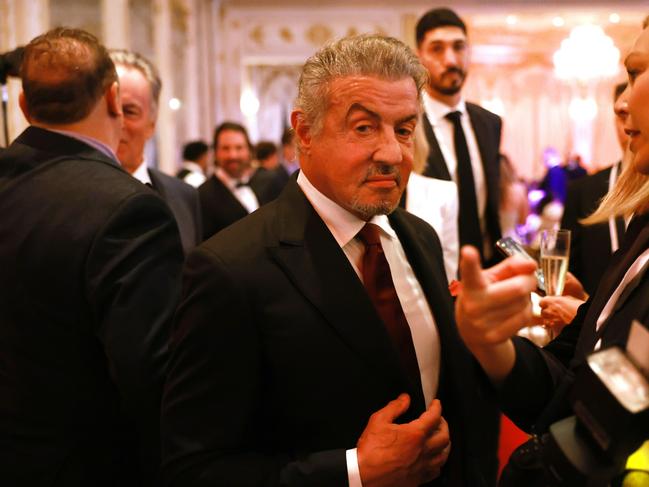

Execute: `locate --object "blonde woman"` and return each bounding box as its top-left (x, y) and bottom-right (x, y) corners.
top-left (454, 23), bottom-right (649, 485)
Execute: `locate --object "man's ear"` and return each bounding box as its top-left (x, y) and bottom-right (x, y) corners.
top-left (291, 109), bottom-right (312, 154)
top-left (106, 81), bottom-right (123, 118)
top-left (18, 92), bottom-right (32, 123)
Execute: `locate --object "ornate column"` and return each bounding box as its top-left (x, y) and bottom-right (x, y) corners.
top-left (208, 0), bottom-right (223, 133)
top-left (153, 0), bottom-right (177, 174)
top-left (181, 0), bottom-right (200, 141)
top-left (0, 0), bottom-right (49, 145)
top-left (101, 0), bottom-right (129, 50)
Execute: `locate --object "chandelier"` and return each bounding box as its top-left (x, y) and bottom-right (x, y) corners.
top-left (553, 25), bottom-right (620, 82)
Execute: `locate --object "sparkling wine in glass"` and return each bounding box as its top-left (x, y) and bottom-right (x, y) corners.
top-left (540, 229), bottom-right (571, 296)
top-left (540, 229), bottom-right (571, 339)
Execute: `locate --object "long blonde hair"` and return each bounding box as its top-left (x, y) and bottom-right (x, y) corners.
top-left (582, 148), bottom-right (649, 224)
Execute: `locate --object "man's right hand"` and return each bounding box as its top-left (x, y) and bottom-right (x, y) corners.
top-left (455, 245), bottom-right (537, 384)
top-left (357, 394), bottom-right (450, 487)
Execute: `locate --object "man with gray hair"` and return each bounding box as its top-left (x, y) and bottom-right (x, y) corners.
top-left (110, 49), bottom-right (202, 254)
top-left (162, 34), bottom-right (495, 486)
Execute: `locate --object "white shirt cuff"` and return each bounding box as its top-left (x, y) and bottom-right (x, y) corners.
top-left (346, 448), bottom-right (363, 487)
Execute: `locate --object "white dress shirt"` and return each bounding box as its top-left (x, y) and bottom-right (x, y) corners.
top-left (297, 172), bottom-right (441, 487)
top-left (180, 161), bottom-right (207, 188)
top-left (594, 247), bottom-right (649, 351)
top-left (215, 167), bottom-right (259, 214)
top-left (422, 91), bottom-right (488, 250)
top-left (406, 173), bottom-right (459, 282)
top-left (131, 160), bottom-right (152, 186)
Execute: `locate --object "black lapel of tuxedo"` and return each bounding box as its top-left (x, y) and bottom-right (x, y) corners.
top-left (467, 103), bottom-right (502, 248)
top-left (210, 176), bottom-right (249, 217)
top-left (421, 114), bottom-right (451, 181)
top-left (466, 104), bottom-right (498, 190)
top-left (249, 169), bottom-right (269, 204)
top-left (577, 215), bottom-right (649, 355)
top-left (389, 210), bottom-right (459, 410)
top-left (148, 168), bottom-right (197, 253)
top-left (267, 181), bottom-right (409, 402)
top-left (147, 167), bottom-right (165, 195)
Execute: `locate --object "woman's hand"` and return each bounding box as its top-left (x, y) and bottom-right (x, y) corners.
top-left (539, 295), bottom-right (585, 333)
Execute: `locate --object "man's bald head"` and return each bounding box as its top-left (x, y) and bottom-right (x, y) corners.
top-left (20, 27), bottom-right (117, 124)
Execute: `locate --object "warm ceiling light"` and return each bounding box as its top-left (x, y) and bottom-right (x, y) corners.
top-left (553, 25), bottom-right (620, 82)
top-left (609, 13), bottom-right (621, 24)
top-left (552, 16), bottom-right (565, 28)
top-left (168, 98), bottom-right (182, 111)
top-left (506, 15), bottom-right (518, 26)
top-left (240, 88), bottom-right (260, 117)
top-left (569, 96), bottom-right (598, 121)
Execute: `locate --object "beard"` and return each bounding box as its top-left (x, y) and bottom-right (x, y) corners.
top-left (430, 67), bottom-right (466, 96)
top-left (350, 199), bottom-right (399, 220)
top-left (219, 158), bottom-right (247, 179)
top-left (349, 164), bottom-right (404, 220)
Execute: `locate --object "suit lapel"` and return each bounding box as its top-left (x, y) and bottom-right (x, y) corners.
top-left (467, 103), bottom-right (502, 252)
top-left (421, 114), bottom-right (451, 181)
top-left (268, 181), bottom-right (410, 401)
top-left (147, 168), bottom-right (164, 195)
top-left (211, 176), bottom-right (249, 216)
top-left (389, 210), bottom-right (457, 407)
top-left (578, 215), bottom-right (649, 355)
top-left (466, 104), bottom-right (497, 186)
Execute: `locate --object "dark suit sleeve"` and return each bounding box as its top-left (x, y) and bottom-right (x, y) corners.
top-left (496, 300), bottom-right (588, 432)
top-left (161, 247), bottom-right (347, 487)
top-left (84, 192), bottom-right (184, 479)
top-left (191, 187), bottom-right (203, 248)
top-left (561, 181), bottom-right (583, 278)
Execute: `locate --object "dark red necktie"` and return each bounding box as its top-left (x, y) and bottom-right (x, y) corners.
top-left (357, 223), bottom-right (422, 389)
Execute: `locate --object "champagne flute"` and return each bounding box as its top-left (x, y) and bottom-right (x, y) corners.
top-left (540, 229), bottom-right (571, 339)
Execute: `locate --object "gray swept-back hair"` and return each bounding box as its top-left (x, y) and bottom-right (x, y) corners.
top-left (109, 49), bottom-right (162, 119)
top-left (295, 34), bottom-right (428, 133)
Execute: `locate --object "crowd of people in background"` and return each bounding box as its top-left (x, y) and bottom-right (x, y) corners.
top-left (1, 5), bottom-right (648, 487)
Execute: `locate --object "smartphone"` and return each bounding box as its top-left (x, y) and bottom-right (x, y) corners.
top-left (495, 236), bottom-right (546, 292)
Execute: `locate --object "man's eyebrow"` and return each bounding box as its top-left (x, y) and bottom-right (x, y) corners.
top-left (345, 104), bottom-right (418, 126)
top-left (346, 103), bottom-right (379, 122)
top-left (426, 38), bottom-right (465, 46)
top-left (396, 114), bottom-right (418, 125)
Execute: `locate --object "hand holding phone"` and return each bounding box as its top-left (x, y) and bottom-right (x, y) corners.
top-left (495, 237), bottom-right (545, 292)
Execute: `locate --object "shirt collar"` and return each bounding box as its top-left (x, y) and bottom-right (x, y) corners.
top-left (182, 161), bottom-right (204, 174)
top-left (47, 128), bottom-right (118, 161)
top-left (296, 171), bottom-right (396, 248)
top-left (422, 90), bottom-right (467, 127)
top-left (131, 159), bottom-right (152, 185)
top-left (216, 166), bottom-right (250, 189)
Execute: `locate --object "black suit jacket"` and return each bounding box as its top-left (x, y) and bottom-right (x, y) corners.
top-left (198, 174), bottom-right (272, 240)
top-left (0, 127), bottom-right (184, 486)
top-left (498, 212), bottom-right (649, 432)
top-left (148, 167), bottom-right (202, 254)
top-left (561, 165), bottom-right (624, 296)
top-left (161, 179), bottom-right (498, 486)
top-left (422, 102), bottom-right (502, 264)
